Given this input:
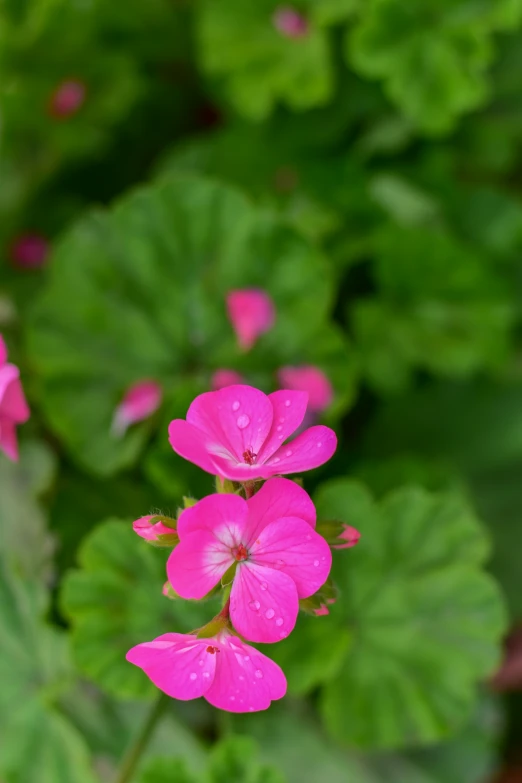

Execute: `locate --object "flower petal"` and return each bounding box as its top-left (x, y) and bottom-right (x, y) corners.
top-left (230, 562), bottom-right (298, 644)
top-left (251, 517), bottom-right (332, 598)
top-left (0, 336), bottom-right (7, 367)
top-left (167, 529), bottom-right (233, 600)
top-left (205, 635), bottom-right (286, 712)
top-left (177, 493), bottom-right (248, 538)
top-left (0, 419), bottom-right (19, 461)
top-left (226, 289), bottom-right (275, 351)
top-left (264, 425), bottom-right (337, 475)
top-left (168, 419), bottom-right (226, 475)
top-left (256, 390), bottom-right (308, 462)
top-left (245, 477), bottom-right (316, 545)
top-left (126, 633), bottom-right (216, 700)
top-left (0, 364), bottom-right (30, 423)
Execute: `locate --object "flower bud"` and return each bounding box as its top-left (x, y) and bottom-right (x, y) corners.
top-left (316, 520), bottom-right (361, 550)
top-left (133, 515), bottom-right (179, 547)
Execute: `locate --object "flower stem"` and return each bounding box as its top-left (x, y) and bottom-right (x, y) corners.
top-left (244, 481), bottom-right (255, 499)
top-left (116, 692), bottom-right (170, 783)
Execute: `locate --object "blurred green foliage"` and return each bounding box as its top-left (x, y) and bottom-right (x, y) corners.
top-left (2, 0), bottom-right (522, 780)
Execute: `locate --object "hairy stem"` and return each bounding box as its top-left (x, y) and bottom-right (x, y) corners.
top-left (116, 692), bottom-right (169, 783)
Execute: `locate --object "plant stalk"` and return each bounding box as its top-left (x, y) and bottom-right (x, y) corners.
top-left (115, 692), bottom-right (170, 783)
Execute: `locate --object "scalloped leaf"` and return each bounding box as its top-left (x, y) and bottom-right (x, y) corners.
top-left (313, 480), bottom-right (506, 749)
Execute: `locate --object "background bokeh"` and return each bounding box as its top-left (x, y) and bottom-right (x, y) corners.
top-left (1, 1), bottom-right (522, 781)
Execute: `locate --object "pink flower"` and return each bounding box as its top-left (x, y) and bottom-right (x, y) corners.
top-left (167, 479), bottom-right (332, 643)
top-left (127, 629), bottom-right (286, 712)
top-left (211, 369), bottom-right (244, 390)
top-left (112, 380), bottom-right (162, 437)
top-left (0, 335), bottom-right (30, 461)
top-left (48, 79), bottom-right (86, 118)
top-left (226, 289), bottom-right (275, 351)
top-left (168, 384), bottom-right (337, 481)
top-left (277, 365), bottom-right (333, 413)
top-left (333, 525), bottom-right (361, 550)
top-left (9, 234), bottom-right (49, 269)
top-left (272, 7), bottom-right (309, 38)
top-left (133, 515), bottom-right (178, 545)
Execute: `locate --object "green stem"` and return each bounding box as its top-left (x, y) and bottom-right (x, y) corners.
top-left (116, 692), bottom-right (170, 783)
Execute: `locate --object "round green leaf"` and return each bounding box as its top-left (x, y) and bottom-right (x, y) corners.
top-left (61, 519), bottom-right (221, 699)
top-left (313, 480), bottom-right (506, 749)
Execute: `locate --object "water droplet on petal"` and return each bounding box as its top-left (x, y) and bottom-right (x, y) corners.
top-left (275, 617), bottom-right (284, 627)
top-left (249, 707), bottom-right (255, 712)
top-left (249, 600), bottom-right (261, 611)
top-left (260, 582), bottom-right (268, 590)
top-left (199, 660), bottom-right (204, 666)
top-left (273, 457), bottom-right (280, 463)
top-left (265, 608), bottom-right (275, 619)
top-left (313, 560), bottom-right (319, 567)
top-left (255, 669), bottom-right (264, 679)
top-left (239, 675), bottom-right (245, 681)
top-left (279, 417), bottom-right (285, 423)
top-left (285, 449), bottom-right (292, 457)
top-left (232, 401), bottom-right (240, 411)
top-left (306, 534), bottom-right (312, 540)
top-left (190, 672), bottom-right (197, 681)
top-left (237, 414), bottom-right (250, 429)
top-left (244, 655), bottom-right (250, 662)
top-left (279, 630), bottom-right (287, 639)
top-left (285, 399), bottom-right (291, 407)
top-left (230, 696), bottom-right (235, 701)
top-left (203, 671), bottom-right (211, 679)
top-left (317, 442), bottom-right (322, 448)
top-left (276, 425), bottom-right (283, 432)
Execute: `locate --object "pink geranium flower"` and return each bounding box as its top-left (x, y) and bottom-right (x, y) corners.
top-left (273, 7), bottom-right (309, 38)
top-left (127, 629), bottom-right (286, 712)
top-left (0, 335), bottom-right (30, 461)
top-left (168, 384), bottom-right (336, 481)
top-left (211, 369), bottom-right (244, 390)
top-left (48, 79), bottom-right (86, 118)
top-left (112, 380), bottom-right (162, 437)
top-left (278, 365), bottom-right (333, 413)
top-left (167, 479), bottom-right (332, 643)
top-left (226, 289), bottom-right (275, 351)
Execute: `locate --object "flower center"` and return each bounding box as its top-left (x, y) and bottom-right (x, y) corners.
top-left (242, 449), bottom-right (257, 465)
top-left (206, 645), bottom-right (220, 654)
top-left (232, 543), bottom-right (248, 561)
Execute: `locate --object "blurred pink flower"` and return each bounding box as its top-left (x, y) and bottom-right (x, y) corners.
top-left (0, 335), bottom-right (30, 461)
top-left (226, 289), bottom-right (275, 351)
top-left (273, 7), bottom-right (309, 38)
top-left (333, 525), bottom-right (361, 550)
top-left (112, 380), bottom-right (162, 437)
top-left (49, 79), bottom-right (86, 118)
top-left (211, 369), bottom-right (244, 390)
top-left (127, 629), bottom-right (286, 712)
top-left (278, 365), bottom-right (333, 413)
top-left (168, 384), bottom-right (337, 481)
top-left (168, 478), bottom-right (331, 643)
top-left (9, 234), bottom-right (49, 269)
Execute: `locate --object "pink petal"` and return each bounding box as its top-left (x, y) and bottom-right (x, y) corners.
top-left (112, 380), bottom-right (162, 436)
top-left (0, 336), bottom-right (7, 366)
top-left (333, 525), bottom-right (361, 549)
top-left (126, 633), bottom-right (216, 700)
top-left (167, 529), bottom-right (234, 600)
top-left (176, 493), bottom-right (248, 538)
top-left (314, 605), bottom-right (330, 616)
top-left (251, 517), bottom-right (332, 599)
top-left (256, 390), bottom-right (308, 463)
top-left (245, 478), bottom-right (316, 544)
top-left (133, 515), bottom-right (176, 543)
top-left (168, 419), bottom-right (225, 475)
top-left (205, 635), bottom-right (286, 712)
top-left (226, 289), bottom-right (275, 351)
top-left (0, 418), bottom-right (19, 461)
top-left (211, 369), bottom-right (244, 390)
top-left (230, 562), bottom-right (298, 643)
top-left (187, 385), bottom-right (274, 466)
top-left (0, 364), bottom-right (30, 423)
top-left (264, 425), bottom-right (337, 475)
top-left (277, 366), bottom-right (333, 413)
top-left (273, 7), bottom-right (309, 38)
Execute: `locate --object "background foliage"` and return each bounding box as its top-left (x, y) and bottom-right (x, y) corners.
top-left (1, 0), bottom-right (522, 780)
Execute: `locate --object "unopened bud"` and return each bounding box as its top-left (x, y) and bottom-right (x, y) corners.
top-left (316, 519), bottom-right (361, 550)
top-left (133, 514), bottom-right (178, 547)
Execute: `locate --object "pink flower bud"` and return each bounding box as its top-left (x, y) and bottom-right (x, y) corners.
top-left (273, 7), bottom-right (309, 38)
top-left (112, 380), bottom-right (162, 437)
top-left (211, 369), bottom-right (244, 390)
top-left (314, 604), bottom-right (329, 616)
top-left (133, 515), bottom-right (178, 546)
top-left (278, 365), bottom-right (333, 413)
top-left (226, 289), bottom-right (275, 351)
top-left (49, 79), bottom-right (86, 119)
top-left (9, 234), bottom-right (49, 269)
top-left (333, 525), bottom-right (361, 550)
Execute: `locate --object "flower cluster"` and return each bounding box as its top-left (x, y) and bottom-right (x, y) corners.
top-left (128, 383), bottom-right (360, 713)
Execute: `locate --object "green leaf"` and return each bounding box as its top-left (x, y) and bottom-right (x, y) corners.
top-left (207, 736), bottom-right (286, 783)
top-left (27, 175), bottom-right (348, 477)
top-left (61, 519), bottom-right (220, 699)
top-left (313, 480), bottom-right (506, 749)
top-left (139, 757), bottom-right (199, 783)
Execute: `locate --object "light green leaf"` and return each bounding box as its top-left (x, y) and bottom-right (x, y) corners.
top-left (207, 736), bottom-right (286, 783)
top-left (139, 757), bottom-right (199, 783)
top-left (314, 480), bottom-right (506, 749)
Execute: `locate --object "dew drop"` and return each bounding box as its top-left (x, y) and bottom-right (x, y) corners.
top-left (285, 449), bottom-right (292, 457)
top-left (317, 442), bottom-right (322, 448)
top-left (189, 672), bottom-right (197, 681)
top-left (273, 457), bottom-right (280, 463)
top-left (275, 617), bottom-right (284, 627)
top-left (230, 696), bottom-right (235, 701)
top-left (313, 559), bottom-right (319, 567)
top-left (279, 417), bottom-right (285, 423)
top-left (260, 582), bottom-right (268, 591)
top-left (203, 671), bottom-right (210, 679)
top-left (255, 669), bottom-right (264, 679)
top-left (232, 401), bottom-right (240, 411)
top-left (284, 399), bottom-right (291, 407)
top-left (249, 600), bottom-right (261, 611)
top-left (306, 534), bottom-right (312, 541)
top-left (244, 655), bottom-right (250, 662)
top-left (276, 425), bottom-right (283, 432)
top-left (239, 675), bottom-right (245, 681)
top-left (279, 630), bottom-right (287, 639)
top-left (237, 414), bottom-right (250, 429)
top-left (249, 707), bottom-right (255, 712)
top-left (265, 608), bottom-right (275, 619)
top-left (199, 660), bottom-right (204, 666)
